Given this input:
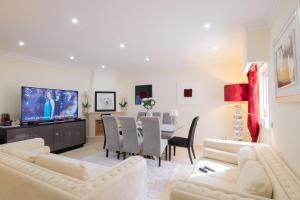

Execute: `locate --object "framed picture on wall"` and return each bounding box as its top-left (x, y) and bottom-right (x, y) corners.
top-left (95, 91), bottom-right (116, 112)
top-left (273, 10), bottom-right (300, 102)
top-left (177, 82), bottom-right (202, 105)
top-left (135, 85), bottom-right (152, 105)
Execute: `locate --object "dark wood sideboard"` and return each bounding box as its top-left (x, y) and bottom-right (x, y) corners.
top-left (0, 119), bottom-right (86, 153)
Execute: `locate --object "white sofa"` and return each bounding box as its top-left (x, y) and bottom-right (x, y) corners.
top-left (0, 138), bottom-right (147, 200)
top-left (170, 138), bottom-right (300, 200)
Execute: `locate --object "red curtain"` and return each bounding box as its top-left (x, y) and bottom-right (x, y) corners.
top-left (247, 65), bottom-right (260, 142)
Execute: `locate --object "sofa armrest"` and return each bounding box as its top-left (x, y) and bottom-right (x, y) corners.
top-left (170, 181), bottom-right (271, 200)
top-left (84, 156), bottom-right (147, 200)
top-left (204, 138), bottom-right (255, 154)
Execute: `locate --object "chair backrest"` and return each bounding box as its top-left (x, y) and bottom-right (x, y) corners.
top-left (137, 112), bottom-right (146, 120)
top-left (102, 116), bottom-right (121, 151)
top-left (101, 113), bottom-right (111, 135)
top-left (119, 117), bottom-right (140, 153)
top-left (162, 112), bottom-right (172, 124)
top-left (152, 112), bottom-right (162, 119)
top-left (141, 117), bottom-right (161, 157)
top-left (188, 116), bottom-right (199, 146)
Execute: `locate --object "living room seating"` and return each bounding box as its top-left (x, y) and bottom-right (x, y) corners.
top-left (170, 138), bottom-right (300, 200)
top-left (162, 112), bottom-right (172, 124)
top-left (0, 138), bottom-right (147, 200)
top-left (102, 116), bottom-right (123, 159)
top-left (137, 112), bottom-right (146, 120)
top-left (168, 116), bottom-right (199, 164)
top-left (101, 113), bottom-right (111, 150)
top-left (152, 112), bottom-right (162, 119)
top-left (119, 116), bottom-right (143, 159)
top-left (141, 117), bottom-right (168, 167)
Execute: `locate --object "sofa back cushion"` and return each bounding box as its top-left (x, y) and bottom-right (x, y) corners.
top-left (0, 138), bottom-right (45, 151)
top-left (237, 160), bottom-right (272, 198)
top-left (238, 146), bottom-right (256, 171)
top-left (1, 146), bottom-right (50, 162)
top-left (35, 154), bottom-right (109, 181)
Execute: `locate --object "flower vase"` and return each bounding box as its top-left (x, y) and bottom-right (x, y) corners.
top-left (146, 110), bottom-right (153, 117)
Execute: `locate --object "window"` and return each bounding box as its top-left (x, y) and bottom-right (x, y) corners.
top-left (258, 64), bottom-right (270, 129)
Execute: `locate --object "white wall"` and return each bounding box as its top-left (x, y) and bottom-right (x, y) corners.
top-left (264, 0), bottom-right (300, 177)
top-left (118, 62), bottom-right (249, 145)
top-left (0, 53), bottom-right (91, 118)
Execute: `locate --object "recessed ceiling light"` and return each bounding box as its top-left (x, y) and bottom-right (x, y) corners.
top-left (212, 46), bottom-right (217, 51)
top-left (101, 65), bottom-right (106, 69)
top-left (18, 41), bottom-right (25, 46)
top-left (70, 56), bottom-right (75, 60)
top-left (71, 18), bottom-right (79, 24)
top-left (145, 57), bottom-right (150, 62)
top-left (204, 23), bottom-right (211, 29)
top-left (120, 43), bottom-right (125, 49)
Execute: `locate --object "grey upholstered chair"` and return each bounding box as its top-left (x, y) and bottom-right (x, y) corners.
top-left (162, 112), bottom-right (172, 124)
top-left (141, 117), bottom-right (168, 167)
top-left (102, 116), bottom-right (123, 159)
top-left (119, 117), bottom-right (143, 159)
top-left (152, 112), bottom-right (162, 119)
top-left (137, 112), bottom-right (146, 120)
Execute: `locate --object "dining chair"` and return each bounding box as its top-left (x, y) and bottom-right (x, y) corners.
top-left (101, 113), bottom-right (111, 149)
top-left (141, 117), bottom-right (168, 167)
top-left (102, 116), bottom-right (123, 159)
top-left (137, 112), bottom-right (146, 120)
top-left (162, 112), bottom-right (172, 124)
top-left (119, 117), bottom-right (143, 159)
top-left (168, 116), bottom-right (199, 164)
top-left (152, 112), bottom-right (162, 119)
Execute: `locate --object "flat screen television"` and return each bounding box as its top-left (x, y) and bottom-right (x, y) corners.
top-left (21, 86), bottom-right (78, 123)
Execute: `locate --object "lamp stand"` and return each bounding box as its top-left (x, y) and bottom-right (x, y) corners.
top-left (233, 104), bottom-right (243, 141)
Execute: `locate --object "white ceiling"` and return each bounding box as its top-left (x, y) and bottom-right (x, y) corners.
top-left (0, 0), bottom-right (276, 70)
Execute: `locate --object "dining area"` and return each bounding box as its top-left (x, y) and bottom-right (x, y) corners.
top-left (101, 112), bottom-right (199, 167)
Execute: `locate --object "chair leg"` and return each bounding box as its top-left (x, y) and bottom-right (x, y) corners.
top-left (117, 151), bottom-right (120, 160)
top-left (106, 149), bottom-right (109, 158)
top-left (191, 145), bottom-right (196, 159)
top-left (159, 157), bottom-right (161, 167)
top-left (103, 136), bottom-right (106, 149)
top-left (173, 146), bottom-right (176, 156)
top-left (123, 152), bottom-right (126, 160)
top-left (188, 148), bottom-right (193, 164)
top-left (165, 146), bottom-right (168, 160)
top-left (169, 145), bottom-right (172, 161)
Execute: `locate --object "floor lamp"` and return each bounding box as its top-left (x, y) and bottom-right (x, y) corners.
top-left (224, 84), bottom-right (248, 141)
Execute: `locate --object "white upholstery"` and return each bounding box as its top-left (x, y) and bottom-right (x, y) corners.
top-left (203, 147), bottom-right (238, 164)
top-left (0, 138), bottom-right (147, 200)
top-left (238, 160), bottom-right (272, 198)
top-left (35, 154), bottom-right (109, 181)
top-left (171, 138), bottom-right (300, 200)
top-left (238, 146), bottom-right (256, 171)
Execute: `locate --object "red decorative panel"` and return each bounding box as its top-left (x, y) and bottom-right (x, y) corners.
top-left (184, 89), bottom-right (193, 97)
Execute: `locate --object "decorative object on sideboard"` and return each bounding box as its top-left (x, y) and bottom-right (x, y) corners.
top-left (273, 10), bottom-right (300, 102)
top-left (95, 91), bottom-right (116, 112)
top-left (141, 98), bottom-right (156, 117)
top-left (135, 85), bottom-right (152, 105)
top-left (0, 113), bottom-right (11, 126)
top-left (119, 97), bottom-right (128, 112)
top-left (224, 83), bottom-right (249, 141)
top-left (82, 91), bottom-right (92, 113)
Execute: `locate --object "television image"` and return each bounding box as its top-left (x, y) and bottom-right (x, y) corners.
top-left (21, 86), bottom-right (78, 123)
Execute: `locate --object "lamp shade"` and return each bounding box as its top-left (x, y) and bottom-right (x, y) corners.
top-left (224, 84), bottom-right (249, 102)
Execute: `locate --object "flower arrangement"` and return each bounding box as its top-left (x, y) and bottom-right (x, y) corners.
top-left (82, 92), bottom-right (91, 111)
top-left (119, 98), bottom-right (128, 108)
top-left (141, 98), bottom-right (156, 111)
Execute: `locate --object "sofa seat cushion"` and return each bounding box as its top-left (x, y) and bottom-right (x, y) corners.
top-left (207, 168), bottom-right (239, 184)
top-left (35, 154), bottom-right (109, 181)
top-left (203, 148), bottom-right (238, 164)
top-left (238, 146), bottom-right (256, 171)
top-left (237, 160), bottom-right (272, 198)
top-left (188, 173), bottom-right (237, 192)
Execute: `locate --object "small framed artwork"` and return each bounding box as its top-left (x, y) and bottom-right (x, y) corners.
top-left (135, 85), bottom-right (152, 105)
top-left (273, 11), bottom-right (300, 102)
top-left (95, 91), bottom-right (116, 112)
top-left (177, 82), bottom-right (201, 104)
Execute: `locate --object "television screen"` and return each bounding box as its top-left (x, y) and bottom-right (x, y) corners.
top-left (21, 87), bottom-right (78, 123)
